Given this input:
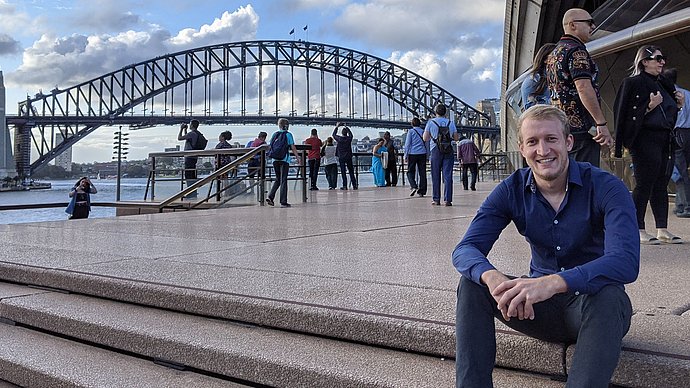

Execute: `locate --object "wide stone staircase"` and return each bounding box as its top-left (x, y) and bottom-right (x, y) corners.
top-left (1, 185), bottom-right (689, 387)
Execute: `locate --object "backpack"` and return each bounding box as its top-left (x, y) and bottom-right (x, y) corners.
top-left (267, 131), bottom-right (289, 160)
top-left (193, 130), bottom-right (208, 150)
top-left (431, 119), bottom-right (453, 154)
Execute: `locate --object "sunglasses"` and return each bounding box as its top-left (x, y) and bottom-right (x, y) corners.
top-left (645, 54), bottom-right (666, 62)
top-left (572, 19), bottom-right (595, 27)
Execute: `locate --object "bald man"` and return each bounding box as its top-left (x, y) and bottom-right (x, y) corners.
top-left (546, 8), bottom-right (612, 167)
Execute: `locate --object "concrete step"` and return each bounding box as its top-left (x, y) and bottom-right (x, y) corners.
top-left (1, 265), bottom-right (688, 388)
top-left (0, 324), bottom-right (239, 388)
top-left (0, 283), bottom-right (568, 388)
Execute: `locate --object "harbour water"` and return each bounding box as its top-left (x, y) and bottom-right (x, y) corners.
top-left (0, 172), bottom-right (378, 225)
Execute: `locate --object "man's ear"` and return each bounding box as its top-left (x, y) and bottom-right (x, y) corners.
top-left (566, 134), bottom-right (574, 152)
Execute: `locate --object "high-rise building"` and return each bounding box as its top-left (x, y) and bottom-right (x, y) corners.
top-left (54, 133), bottom-right (72, 171)
top-left (475, 98), bottom-right (501, 127)
top-left (0, 71), bottom-right (17, 179)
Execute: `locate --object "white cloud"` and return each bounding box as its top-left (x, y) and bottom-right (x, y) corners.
top-left (6, 5), bottom-right (259, 90)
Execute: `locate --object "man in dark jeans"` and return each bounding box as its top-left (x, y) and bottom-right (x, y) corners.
top-left (332, 123), bottom-right (358, 190)
top-left (383, 131), bottom-right (398, 186)
top-left (177, 119), bottom-right (202, 199)
top-left (453, 105), bottom-right (638, 387)
top-left (266, 118), bottom-right (300, 208)
top-left (404, 117), bottom-right (428, 197)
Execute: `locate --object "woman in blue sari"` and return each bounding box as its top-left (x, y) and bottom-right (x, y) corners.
top-left (371, 138), bottom-right (387, 187)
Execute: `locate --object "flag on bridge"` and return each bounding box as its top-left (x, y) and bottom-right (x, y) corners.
top-left (289, 28), bottom-right (295, 35)
top-left (303, 25), bottom-right (308, 31)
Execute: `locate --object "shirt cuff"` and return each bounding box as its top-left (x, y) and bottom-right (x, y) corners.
top-left (471, 262), bottom-right (498, 285)
top-left (558, 267), bottom-right (586, 295)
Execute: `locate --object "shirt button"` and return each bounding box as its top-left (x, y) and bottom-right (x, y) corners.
top-left (560, 267), bottom-right (565, 271)
top-left (633, 106), bottom-right (637, 109)
top-left (556, 246), bottom-right (561, 251)
top-left (575, 291), bottom-right (580, 296)
top-left (632, 117), bottom-right (636, 121)
top-left (553, 220), bottom-right (559, 224)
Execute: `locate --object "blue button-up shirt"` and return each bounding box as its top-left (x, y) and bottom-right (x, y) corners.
top-left (453, 160), bottom-right (639, 295)
top-left (404, 126), bottom-right (428, 156)
top-left (676, 86), bottom-right (690, 128)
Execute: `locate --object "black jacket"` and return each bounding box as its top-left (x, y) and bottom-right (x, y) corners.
top-left (614, 72), bottom-right (677, 157)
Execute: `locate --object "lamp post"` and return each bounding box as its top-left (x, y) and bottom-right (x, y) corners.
top-left (113, 126), bottom-right (129, 201)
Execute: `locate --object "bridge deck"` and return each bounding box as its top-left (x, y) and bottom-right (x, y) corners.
top-left (0, 180), bottom-right (688, 386)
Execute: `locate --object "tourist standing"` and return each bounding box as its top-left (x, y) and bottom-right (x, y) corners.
top-left (423, 104), bottom-right (458, 206)
top-left (404, 117), bottom-right (428, 197)
top-left (246, 131), bottom-right (268, 178)
top-left (521, 43), bottom-right (556, 110)
top-left (383, 131), bottom-right (398, 186)
top-left (664, 68), bottom-right (690, 218)
top-left (66, 177), bottom-right (97, 219)
top-left (215, 131), bottom-right (234, 197)
top-left (304, 128), bottom-right (323, 191)
top-left (266, 118), bottom-right (300, 208)
top-left (177, 119), bottom-right (206, 199)
top-left (614, 46), bottom-right (685, 244)
top-left (454, 105), bottom-right (638, 387)
top-left (457, 135), bottom-right (481, 191)
top-left (546, 8), bottom-right (612, 167)
top-left (321, 137), bottom-right (339, 190)
top-left (371, 138), bottom-right (387, 187)
top-left (332, 123), bottom-right (358, 190)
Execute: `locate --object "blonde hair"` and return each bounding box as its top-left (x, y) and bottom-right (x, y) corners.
top-left (517, 105), bottom-right (569, 143)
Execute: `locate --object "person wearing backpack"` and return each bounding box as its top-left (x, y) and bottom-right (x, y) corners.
top-left (177, 119), bottom-right (206, 199)
top-left (423, 104), bottom-right (459, 206)
top-left (266, 118), bottom-right (300, 208)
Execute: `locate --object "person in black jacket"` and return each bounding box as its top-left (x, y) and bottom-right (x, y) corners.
top-left (332, 123), bottom-right (358, 190)
top-left (614, 45), bottom-right (686, 245)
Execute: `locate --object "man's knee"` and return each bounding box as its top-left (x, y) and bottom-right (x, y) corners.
top-left (582, 286), bottom-right (632, 333)
top-left (457, 276), bottom-right (493, 308)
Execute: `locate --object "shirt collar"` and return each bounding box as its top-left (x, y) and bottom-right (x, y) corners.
top-left (562, 34), bottom-right (585, 46)
top-left (524, 158), bottom-right (583, 194)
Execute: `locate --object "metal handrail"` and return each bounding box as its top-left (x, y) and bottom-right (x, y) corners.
top-left (156, 146), bottom-right (268, 210)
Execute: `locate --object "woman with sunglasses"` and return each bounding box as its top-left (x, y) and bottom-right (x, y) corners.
top-left (614, 45), bottom-right (686, 245)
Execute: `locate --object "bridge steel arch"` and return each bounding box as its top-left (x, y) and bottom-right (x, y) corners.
top-left (9, 40), bottom-right (497, 175)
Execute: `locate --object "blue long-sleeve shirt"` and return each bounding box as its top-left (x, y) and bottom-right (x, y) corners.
top-left (404, 126), bottom-right (428, 156)
top-left (453, 160), bottom-right (639, 295)
top-left (675, 86), bottom-right (690, 128)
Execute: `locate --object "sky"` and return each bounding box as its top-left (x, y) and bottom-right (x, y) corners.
top-left (0, 0), bottom-right (506, 163)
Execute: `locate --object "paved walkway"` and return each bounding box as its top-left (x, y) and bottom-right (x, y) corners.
top-left (0, 179), bottom-right (688, 386)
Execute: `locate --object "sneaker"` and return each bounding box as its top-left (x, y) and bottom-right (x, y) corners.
top-left (471, 187), bottom-right (477, 191)
top-left (329, 187), bottom-right (335, 190)
top-left (677, 211), bottom-right (690, 218)
top-left (265, 198), bottom-right (274, 206)
top-left (431, 201), bottom-right (441, 206)
top-left (353, 185), bottom-right (358, 190)
top-left (410, 188), bottom-right (418, 197)
top-left (417, 193), bottom-right (425, 197)
top-left (340, 187), bottom-right (348, 190)
top-left (313, 187), bottom-right (319, 191)
top-left (445, 202), bottom-right (453, 206)
top-left (280, 203), bottom-right (292, 208)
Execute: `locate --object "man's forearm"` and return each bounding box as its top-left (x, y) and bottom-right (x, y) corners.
top-left (575, 79), bottom-right (606, 124)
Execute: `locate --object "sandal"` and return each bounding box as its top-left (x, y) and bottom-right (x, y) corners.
top-left (640, 231), bottom-right (660, 245)
top-left (657, 234), bottom-right (683, 244)
top-left (640, 236), bottom-right (660, 245)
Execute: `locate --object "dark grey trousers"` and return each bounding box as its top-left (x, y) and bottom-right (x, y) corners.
top-left (455, 276), bottom-right (632, 388)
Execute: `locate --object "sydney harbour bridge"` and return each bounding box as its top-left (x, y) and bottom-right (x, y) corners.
top-left (4, 40), bottom-right (499, 177)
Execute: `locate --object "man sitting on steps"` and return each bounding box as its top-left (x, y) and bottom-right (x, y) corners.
top-left (453, 105), bottom-right (639, 387)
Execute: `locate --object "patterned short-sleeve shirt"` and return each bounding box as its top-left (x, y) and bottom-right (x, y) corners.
top-left (546, 35), bottom-right (600, 134)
